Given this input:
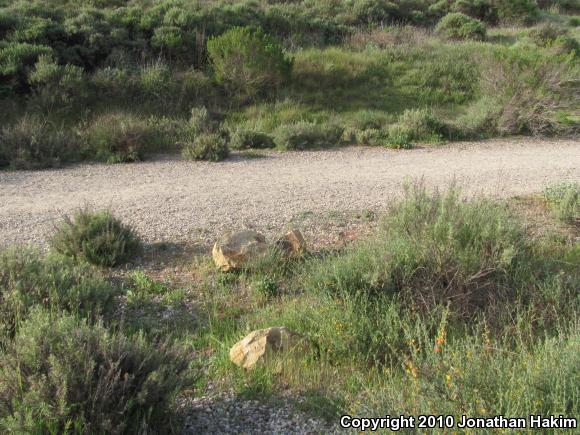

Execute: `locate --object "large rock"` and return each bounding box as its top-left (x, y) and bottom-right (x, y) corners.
top-left (229, 327), bottom-right (307, 369)
top-left (275, 229), bottom-right (307, 257)
top-left (212, 230), bottom-right (267, 271)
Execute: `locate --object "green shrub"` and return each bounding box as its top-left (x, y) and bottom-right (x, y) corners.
top-left (0, 249), bottom-right (117, 346)
top-left (0, 117), bottom-right (72, 169)
top-left (388, 108), bottom-right (449, 144)
top-left (478, 49), bottom-right (574, 136)
top-left (356, 128), bottom-right (390, 146)
top-left (496, 0), bottom-right (539, 25)
top-left (137, 62), bottom-right (171, 99)
top-left (529, 23), bottom-right (579, 53)
top-left (81, 113), bottom-right (165, 163)
top-left (187, 106), bottom-right (213, 136)
top-left (50, 209), bottom-right (140, 267)
top-left (307, 185), bottom-right (527, 318)
top-left (386, 124), bottom-right (413, 149)
top-left (181, 132), bottom-right (229, 162)
top-left (348, 110), bottom-right (391, 131)
top-left (452, 0), bottom-right (497, 24)
top-left (544, 182), bottom-right (580, 223)
top-left (0, 42), bottom-right (53, 91)
top-left (230, 128), bottom-right (275, 150)
top-left (0, 309), bottom-right (192, 434)
top-left (529, 23), bottom-right (568, 45)
top-left (452, 96), bottom-right (501, 138)
top-left (151, 25), bottom-right (196, 61)
top-left (274, 122), bottom-right (344, 150)
top-left (436, 12), bottom-right (486, 40)
top-left (28, 55), bottom-right (86, 109)
top-left (207, 27), bottom-right (292, 100)
top-left (90, 66), bottom-right (130, 98)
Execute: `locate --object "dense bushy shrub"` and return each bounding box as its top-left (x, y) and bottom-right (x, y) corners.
top-left (0, 249), bottom-right (117, 346)
top-left (0, 42), bottom-right (53, 91)
top-left (544, 182), bottom-right (580, 223)
top-left (479, 48), bottom-right (575, 136)
top-left (436, 12), bottom-right (486, 40)
top-left (81, 113), bottom-right (166, 163)
top-left (208, 27), bottom-right (292, 100)
top-left (181, 132), bottom-right (230, 162)
top-left (27, 55), bottom-right (86, 109)
top-left (50, 209), bottom-right (140, 267)
top-left (230, 128), bottom-right (275, 150)
top-left (387, 108), bottom-right (450, 145)
top-left (496, 0), bottom-right (539, 25)
top-left (274, 122), bottom-right (344, 150)
top-left (529, 23), bottom-right (579, 54)
top-left (0, 117), bottom-right (71, 169)
top-left (386, 124), bottom-right (414, 149)
top-left (0, 309), bottom-right (192, 434)
top-left (452, 0), bottom-right (498, 23)
top-left (137, 62), bottom-right (171, 98)
top-left (150, 25), bottom-right (197, 61)
top-left (307, 185), bottom-right (529, 318)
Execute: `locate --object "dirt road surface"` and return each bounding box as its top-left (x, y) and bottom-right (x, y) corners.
top-left (1, 138), bottom-right (579, 248)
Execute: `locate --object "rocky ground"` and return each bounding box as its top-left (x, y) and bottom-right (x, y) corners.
top-left (179, 392), bottom-right (343, 434)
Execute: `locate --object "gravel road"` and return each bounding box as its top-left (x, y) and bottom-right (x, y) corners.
top-left (1, 138), bottom-right (579, 248)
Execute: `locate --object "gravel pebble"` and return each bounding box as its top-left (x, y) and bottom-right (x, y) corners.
top-left (178, 392), bottom-right (344, 434)
top-left (1, 139), bottom-right (579, 249)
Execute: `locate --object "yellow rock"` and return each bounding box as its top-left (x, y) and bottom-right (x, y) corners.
top-left (229, 327), bottom-right (306, 369)
top-left (275, 229), bottom-right (307, 257)
top-left (212, 230), bottom-right (267, 271)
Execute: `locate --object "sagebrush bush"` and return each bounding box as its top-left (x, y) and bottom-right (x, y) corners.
top-left (50, 209), bottom-right (140, 267)
top-left (436, 12), bottom-right (486, 40)
top-left (0, 309), bottom-right (193, 434)
top-left (479, 49), bottom-right (575, 135)
top-left (529, 23), bottom-right (580, 54)
top-left (230, 128), bottom-right (275, 150)
top-left (81, 113), bottom-right (165, 163)
top-left (138, 62), bottom-right (171, 98)
top-left (181, 132), bottom-right (230, 162)
top-left (307, 185), bottom-right (528, 318)
top-left (187, 106), bottom-right (213, 136)
top-left (386, 124), bottom-right (414, 149)
top-left (0, 42), bottom-right (53, 91)
top-left (0, 117), bottom-right (72, 169)
top-left (452, 96), bottom-right (501, 138)
top-left (274, 122), bottom-right (344, 150)
top-left (0, 249), bottom-right (117, 346)
top-left (389, 108), bottom-right (449, 144)
top-left (28, 55), bottom-right (86, 110)
top-left (544, 182), bottom-right (580, 223)
top-left (208, 27), bottom-right (292, 100)
top-left (496, 0), bottom-right (539, 24)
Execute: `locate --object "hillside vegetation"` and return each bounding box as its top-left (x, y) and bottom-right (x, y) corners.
top-left (0, 0), bottom-right (579, 168)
